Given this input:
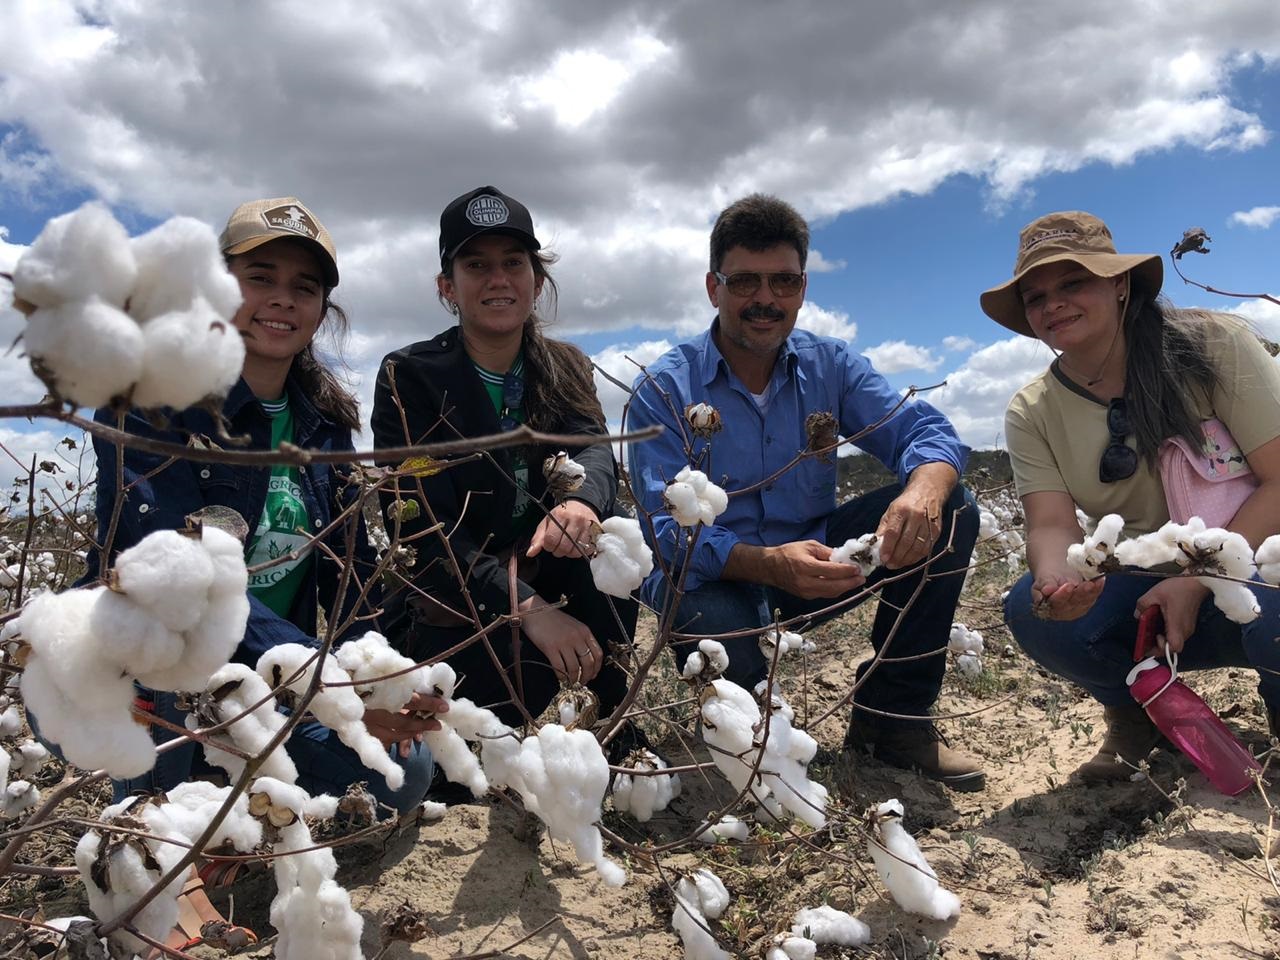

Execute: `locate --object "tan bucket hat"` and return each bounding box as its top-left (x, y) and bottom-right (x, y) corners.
top-left (219, 197), bottom-right (339, 287)
top-left (980, 211), bottom-right (1162, 337)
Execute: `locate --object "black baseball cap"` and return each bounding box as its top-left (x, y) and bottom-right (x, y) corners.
top-left (438, 186), bottom-right (541, 269)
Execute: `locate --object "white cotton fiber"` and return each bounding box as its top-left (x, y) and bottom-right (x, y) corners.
top-left (831, 533), bottom-right (881, 576)
top-left (767, 935), bottom-right (817, 960)
top-left (672, 870), bottom-right (732, 960)
top-left (22, 298), bottom-right (145, 408)
top-left (0, 704), bottom-right (22, 739)
top-left (682, 639), bottom-right (731, 681)
top-left (130, 297), bottom-right (245, 410)
top-left (334, 631), bottom-right (424, 711)
top-left (590, 516), bottom-right (654, 598)
top-left (1256, 535), bottom-right (1280, 585)
top-left (12, 202), bottom-right (137, 309)
top-left (128, 216), bottom-right (242, 322)
top-left (664, 467), bottom-right (729, 528)
top-left (791, 904), bottom-right (871, 946)
top-left (10, 741), bottom-right (49, 779)
top-left (867, 799), bottom-right (960, 920)
top-left (113, 529), bottom-right (214, 632)
top-left (162, 780), bottom-right (262, 852)
top-left (697, 815), bottom-right (749, 843)
top-left (91, 588), bottom-right (185, 675)
top-left (1066, 513), bottom-right (1125, 577)
top-left (760, 628), bottom-right (814, 660)
top-left (186, 663), bottom-right (298, 784)
top-left (18, 588), bottom-right (135, 711)
top-left (611, 748), bottom-right (680, 822)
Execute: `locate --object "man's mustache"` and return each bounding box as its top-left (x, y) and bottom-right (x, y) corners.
top-left (740, 304), bottom-right (786, 321)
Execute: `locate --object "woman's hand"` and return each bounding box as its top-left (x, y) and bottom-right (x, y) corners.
top-left (1135, 578), bottom-right (1210, 655)
top-left (363, 692), bottom-right (449, 758)
top-left (527, 500), bottom-right (600, 559)
top-left (1031, 570), bottom-right (1104, 620)
top-left (518, 595), bottom-right (603, 683)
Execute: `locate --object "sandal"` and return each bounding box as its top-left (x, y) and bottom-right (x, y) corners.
top-left (161, 868), bottom-right (258, 955)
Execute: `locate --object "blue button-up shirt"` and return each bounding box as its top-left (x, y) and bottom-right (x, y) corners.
top-left (626, 322), bottom-right (968, 593)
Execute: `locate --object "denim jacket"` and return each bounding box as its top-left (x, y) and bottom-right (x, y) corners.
top-left (80, 373), bottom-right (380, 794)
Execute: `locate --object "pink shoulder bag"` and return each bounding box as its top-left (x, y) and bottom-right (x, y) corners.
top-left (1158, 418), bottom-right (1258, 527)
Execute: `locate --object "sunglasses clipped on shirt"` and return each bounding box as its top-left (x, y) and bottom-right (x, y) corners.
top-left (713, 270), bottom-right (805, 298)
top-left (1099, 397), bottom-right (1138, 483)
top-left (499, 371), bottom-right (524, 432)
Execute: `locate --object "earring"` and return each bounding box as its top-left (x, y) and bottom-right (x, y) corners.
top-left (448, 300), bottom-right (459, 315)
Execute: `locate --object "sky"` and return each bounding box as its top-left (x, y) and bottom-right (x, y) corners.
top-left (2, 0), bottom-right (1280, 484)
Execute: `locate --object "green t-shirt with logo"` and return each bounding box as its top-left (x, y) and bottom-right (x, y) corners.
top-left (245, 396), bottom-right (313, 616)
top-left (473, 355), bottom-right (537, 539)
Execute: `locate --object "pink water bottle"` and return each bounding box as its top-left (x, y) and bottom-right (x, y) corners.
top-left (1126, 654), bottom-right (1262, 796)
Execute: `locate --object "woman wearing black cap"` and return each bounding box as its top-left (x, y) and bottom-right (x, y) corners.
top-left (982, 210), bottom-right (1280, 782)
top-left (372, 186), bottom-right (638, 735)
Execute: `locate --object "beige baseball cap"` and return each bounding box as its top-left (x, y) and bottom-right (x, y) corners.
top-left (219, 197), bottom-right (339, 287)
top-left (980, 211), bottom-right (1162, 337)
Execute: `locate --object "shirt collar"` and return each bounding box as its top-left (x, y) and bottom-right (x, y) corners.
top-left (698, 317), bottom-right (802, 388)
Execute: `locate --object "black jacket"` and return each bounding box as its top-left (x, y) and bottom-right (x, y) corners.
top-left (371, 326), bottom-right (616, 628)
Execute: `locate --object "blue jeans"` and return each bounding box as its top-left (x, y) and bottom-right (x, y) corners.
top-left (649, 483), bottom-right (979, 723)
top-left (33, 694), bottom-right (435, 817)
top-left (1006, 570), bottom-right (1280, 708)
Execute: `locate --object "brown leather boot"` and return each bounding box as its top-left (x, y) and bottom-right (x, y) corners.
top-left (845, 719), bottom-right (986, 792)
top-left (1075, 705), bottom-right (1163, 782)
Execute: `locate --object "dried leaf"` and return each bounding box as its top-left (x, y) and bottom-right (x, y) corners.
top-left (1171, 227), bottom-right (1211, 260)
top-left (399, 455), bottom-right (443, 478)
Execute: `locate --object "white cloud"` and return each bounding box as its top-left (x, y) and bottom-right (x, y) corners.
top-left (930, 336), bottom-right (1055, 449)
top-left (797, 301), bottom-right (857, 342)
top-left (1229, 205), bottom-right (1280, 229)
top-left (942, 335), bottom-right (977, 352)
top-left (807, 249), bottom-right (846, 273)
top-left (591, 339), bottom-right (674, 430)
top-left (863, 339), bottom-right (941, 373)
top-left (1229, 297), bottom-right (1280, 340)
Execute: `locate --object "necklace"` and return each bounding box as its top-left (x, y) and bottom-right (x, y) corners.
top-left (1056, 320), bottom-right (1123, 387)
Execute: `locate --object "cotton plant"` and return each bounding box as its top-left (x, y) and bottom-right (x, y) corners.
top-left (681, 638), bottom-right (731, 683)
top-left (664, 466), bottom-right (728, 528)
top-left (684, 401), bottom-right (722, 437)
top-left (759, 627), bottom-right (815, 661)
top-left (948, 623), bottom-right (984, 678)
top-left (185, 663), bottom-right (300, 785)
top-left (830, 533), bottom-right (881, 576)
top-left (611, 748), bottom-right (681, 823)
top-left (542, 451), bottom-right (586, 500)
top-left (699, 678), bottom-right (828, 829)
top-left (1065, 513), bottom-right (1125, 578)
top-left (866, 799), bottom-right (961, 920)
top-left (671, 867), bottom-right (732, 960)
top-left (12, 201), bottom-right (245, 410)
top-left (17, 524), bottom-right (250, 777)
top-left (257, 643), bottom-right (406, 791)
top-left (590, 516), bottom-right (654, 598)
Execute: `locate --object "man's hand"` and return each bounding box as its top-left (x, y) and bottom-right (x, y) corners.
top-left (518, 595), bottom-right (604, 683)
top-left (363, 692), bottom-right (448, 758)
top-left (1135, 578), bottom-right (1210, 655)
top-left (875, 463), bottom-right (956, 569)
top-left (1031, 570), bottom-right (1104, 620)
top-left (763, 540), bottom-right (866, 600)
top-left (527, 500), bottom-right (600, 559)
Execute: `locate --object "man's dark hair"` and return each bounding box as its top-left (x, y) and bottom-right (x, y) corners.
top-left (709, 193), bottom-right (810, 273)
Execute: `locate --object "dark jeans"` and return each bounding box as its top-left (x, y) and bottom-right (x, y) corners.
top-left (1007, 570), bottom-right (1280, 708)
top-left (397, 553), bottom-right (639, 728)
top-left (652, 483), bottom-right (978, 724)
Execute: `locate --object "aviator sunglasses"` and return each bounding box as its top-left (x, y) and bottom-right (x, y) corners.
top-left (1099, 397), bottom-right (1137, 483)
top-left (713, 270), bottom-right (805, 298)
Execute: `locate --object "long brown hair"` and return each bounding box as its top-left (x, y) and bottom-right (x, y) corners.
top-left (291, 297), bottom-right (361, 431)
top-left (1122, 293), bottom-right (1228, 466)
top-left (439, 247), bottom-right (606, 432)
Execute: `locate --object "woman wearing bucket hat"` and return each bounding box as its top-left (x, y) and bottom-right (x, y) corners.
top-left (371, 186), bottom-right (642, 746)
top-left (982, 210), bottom-right (1280, 782)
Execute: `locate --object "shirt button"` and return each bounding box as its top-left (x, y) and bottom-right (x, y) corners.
top-left (314, 519), bottom-right (323, 528)
top-left (138, 503), bottom-right (150, 513)
top-left (199, 468), bottom-right (211, 479)
top-left (478, 604), bottom-right (486, 612)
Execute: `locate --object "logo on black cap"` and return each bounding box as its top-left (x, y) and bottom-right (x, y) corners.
top-left (466, 195), bottom-right (510, 227)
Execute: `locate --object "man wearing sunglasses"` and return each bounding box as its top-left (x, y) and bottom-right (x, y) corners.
top-left (627, 194), bottom-right (983, 791)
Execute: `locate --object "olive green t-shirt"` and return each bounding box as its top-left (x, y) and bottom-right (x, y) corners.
top-left (245, 396), bottom-right (313, 615)
top-left (1005, 315), bottom-right (1280, 537)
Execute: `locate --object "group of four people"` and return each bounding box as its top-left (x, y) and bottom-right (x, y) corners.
top-left (87, 187), bottom-right (1280, 815)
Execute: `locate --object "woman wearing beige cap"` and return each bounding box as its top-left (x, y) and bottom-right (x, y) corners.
top-left (68, 197), bottom-right (443, 949)
top-left (983, 211), bottom-right (1280, 782)
top-left (372, 185), bottom-right (643, 751)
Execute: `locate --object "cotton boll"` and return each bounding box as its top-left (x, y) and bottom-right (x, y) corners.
top-left (830, 533), bottom-right (881, 576)
top-left (420, 800), bottom-right (447, 820)
top-left (131, 298), bottom-right (245, 409)
top-left (1256, 535), bottom-right (1280, 584)
top-left (1189, 528), bottom-right (1255, 580)
top-left (422, 725), bottom-right (488, 798)
top-left (200, 526), bottom-right (251, 597)
top-left (760, 628), bottom-right (812, 660)
top-left (685, 868), bottom-right (730, 918)
top-left (129, 216), bottom-right (242, 322)
top-left (978, 509), bottom-right (1000, 540)
top-left (187, 664), bottom-right (298, 784)
top-left (0, 703), bottom-right (21, 738)
top-left (947, 624), bottom-right (983, 656)
top-left (1066, 513), bottom-right (1125, 577)
top-left (682, 639), bottom-right (731, 682)
top-left (590, 516), bottom-right (654, 598)
top-left (113, 529), bottom-right (214, 632)
top-left (10, 741), bottom-right (49, 779)
top-left (867, 799), bottom-right (960, 920)
top-left (2, 780), bottom-right (39, 818)
top-left (696, 816), bottom-right (749, 843)
top-left (768, 935), bottom-right (817, 960)
top-left (334, 631), bottom-right (424, 711)
top-left (12, 202), bottom-right (137, 309)
top-left (1201, 577), bottom-right (1261, 624)
top-left (671, 887), bottom-right (731, 960)
top-left (162, 781), bottom-right (262, 852)
top-left (1114, 529), bottom-right (1180, 568)
top-left (23, 299), bottom-right (145, 408)
top-left (19, 590), bottom-right (135, 711)
top-left (955, 654), bottom-right (982, 677)
top-left (664, 467), bottom-right (728, 527)
top-left (790, 904), bottom-right (871, 946)
top-left (90, 589), bottom-right (185, 674)
top-left (611, 749), bottom-right (679, 822)
top-left (148, 590), bottom-right (249, 692)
